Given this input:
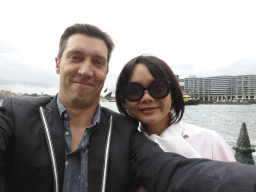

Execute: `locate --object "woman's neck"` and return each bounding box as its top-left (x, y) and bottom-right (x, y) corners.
top-left (142, 114), bottom-right (170, 136)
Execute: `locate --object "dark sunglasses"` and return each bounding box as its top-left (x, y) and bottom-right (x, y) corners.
top-left (123, 78), bottom-right (171, 102)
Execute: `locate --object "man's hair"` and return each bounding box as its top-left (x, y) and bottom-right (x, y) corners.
top-left (57, 23), bottom-right (115, 68)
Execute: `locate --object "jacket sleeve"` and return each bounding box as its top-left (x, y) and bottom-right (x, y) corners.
top-left (130, 130), bottom-right (256, 192)
top-left (0, 98), bottom-right (15, 176)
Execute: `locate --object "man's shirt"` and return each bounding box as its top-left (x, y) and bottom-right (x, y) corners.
top-left (57, 96), bottom-right (101, 192)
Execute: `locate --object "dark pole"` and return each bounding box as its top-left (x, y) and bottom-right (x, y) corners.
top-left (233, 122), bottom-right (255, 164)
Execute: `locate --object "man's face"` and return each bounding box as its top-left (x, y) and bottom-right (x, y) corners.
top-left (56, 34), bottom-right (108, 108)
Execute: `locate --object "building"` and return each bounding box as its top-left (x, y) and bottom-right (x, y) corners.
top-left (0, 90), bottom-right (12, 99)
top-left (236, 75), bottom-right (256, 99)
top-left (101, 87), bottom-right (112, 98)
top-left (184, 75), bottom-right (256, 102)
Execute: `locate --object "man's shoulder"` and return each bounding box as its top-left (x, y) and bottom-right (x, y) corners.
top-left (101, 107), bottom-right (138, 126)
top-left (101, 107), bottom-right (119, 116)
top-left (3, 95), bottom-right (54, 109)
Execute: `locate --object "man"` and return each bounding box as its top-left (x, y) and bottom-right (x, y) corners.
top-left (1, 24), bottom-right (256, 192)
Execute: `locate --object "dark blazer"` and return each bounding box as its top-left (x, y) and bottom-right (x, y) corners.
top-left (1, 96), bottom-right (256, 192)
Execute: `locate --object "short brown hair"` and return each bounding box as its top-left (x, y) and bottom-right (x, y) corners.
top-left (57, 23), bottom-right (115, 68)
top-left (116, 55), bottom-right (184, 125)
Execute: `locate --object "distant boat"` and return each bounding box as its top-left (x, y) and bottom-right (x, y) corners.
top-left (183, 92), bottom-right (200, 105)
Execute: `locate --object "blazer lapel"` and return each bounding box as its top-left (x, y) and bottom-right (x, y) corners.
top-left (88, 108), bottom-right (111, 192)
top-left (40, 96), bottom-right (65, 192)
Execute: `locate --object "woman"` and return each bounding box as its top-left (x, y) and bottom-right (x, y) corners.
top-left (116, 55), bottom-right (235, 161)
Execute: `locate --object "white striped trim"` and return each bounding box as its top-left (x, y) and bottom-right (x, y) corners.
top-left (39, 106), bottom-right (59, 192)
top-left (101, 115), bottom-right (113, 192)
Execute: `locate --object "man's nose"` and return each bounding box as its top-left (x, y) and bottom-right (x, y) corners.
top-left (140, 90), bottom-right (154, 103)
top-left (78, 60), bottom-right (93, 77)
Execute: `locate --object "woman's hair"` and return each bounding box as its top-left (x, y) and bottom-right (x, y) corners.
top-left (116, 55), bottom-right (185, 125)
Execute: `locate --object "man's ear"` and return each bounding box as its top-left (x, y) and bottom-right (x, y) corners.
top-left (55, 57), bottom-right (60, 74)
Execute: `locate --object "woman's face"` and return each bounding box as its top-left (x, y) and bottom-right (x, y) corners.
top-left (125, 64), bottom-right (172, 131)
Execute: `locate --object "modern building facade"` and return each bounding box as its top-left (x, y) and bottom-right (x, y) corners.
top-left (184, 75), bottom-right (256, 101)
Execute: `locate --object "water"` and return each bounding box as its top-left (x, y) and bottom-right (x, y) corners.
top-left (182, 104), bottom-right (256, 145)
top-left (101, 102), bottom-right (256, 156)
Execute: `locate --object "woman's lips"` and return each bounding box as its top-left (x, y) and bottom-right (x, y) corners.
top-left (139, 107), bottom-right (158, 114)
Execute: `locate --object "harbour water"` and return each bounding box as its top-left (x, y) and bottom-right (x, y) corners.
top-left (100, 102), bottom-right (256, 157)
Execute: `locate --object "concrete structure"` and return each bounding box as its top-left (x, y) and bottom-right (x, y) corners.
top-left (101, 88), bottom-right (112, 98)
top-left (233, 122), bottom-right (255, 164)
top-left (184, 75), bottom-right (256, 102)
top-left (176, 75), bottom-right (184, 83)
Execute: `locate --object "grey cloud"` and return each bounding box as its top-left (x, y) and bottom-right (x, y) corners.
top-left (175, 64), bottom-right (195, 71)
top-left (173, 64), bottom-right (196, 78)
top-left (220, 57), bottom-right (256, 76)
top-left (0, 75), bottom-right (57, 88)
top-left (175, 57), bottom-right (256, 79)
top-left (104, 71), bottom-right (119, 95)
top-left (0, 41), bottom-right (20, 54)
top-left (0, 53), bottom-right (58, 88)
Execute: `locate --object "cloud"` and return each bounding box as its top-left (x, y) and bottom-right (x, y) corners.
top-left (173, 64), bottom-right (196, 78)
top-left (221, 57), bottom-right (256, 76)
top-left (0, 51), bottom-right (58, 88)
top-left (173, 57), bottom-right (256, 79)
top-left (0, 40), bottom-right (20, 54)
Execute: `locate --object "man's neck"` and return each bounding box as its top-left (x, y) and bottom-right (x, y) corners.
top-left (59, 95), bottom-right (99, 128)
top-left (67, 103), bottom-right (98, 125)
top-left (58, 94), bottom-right (100, 152)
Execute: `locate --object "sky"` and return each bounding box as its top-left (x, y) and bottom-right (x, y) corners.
top-left (1, 0), bottom-right (256, 96)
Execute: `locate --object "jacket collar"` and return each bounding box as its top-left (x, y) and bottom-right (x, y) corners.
top-left (42, 95), bottom-right (113, 192)
top-left (41, 95), bottom-right (65, 192)
top-left (88, 107), bottom-right (113, 192)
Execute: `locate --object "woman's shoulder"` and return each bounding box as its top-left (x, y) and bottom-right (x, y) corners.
top-left (180, 122), bottom-right (236, 161)
top-left (180, 122), bottom-right (217, 136)
top-left (180, 122), bottom-right (227, 145)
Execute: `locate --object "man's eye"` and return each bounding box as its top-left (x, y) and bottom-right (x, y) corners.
top-left (95, 60), bottom-right (104, 66)
top-left (71, 56), bottom-right (79, 60)
top-left (69, 55), bottom-right (83, 61)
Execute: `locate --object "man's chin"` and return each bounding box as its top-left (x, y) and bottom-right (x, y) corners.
top-left (70, 94), bottom-right (100, 107)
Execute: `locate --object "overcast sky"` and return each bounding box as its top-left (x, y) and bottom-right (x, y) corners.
top-left (1, 0), bottom-right (256, 96)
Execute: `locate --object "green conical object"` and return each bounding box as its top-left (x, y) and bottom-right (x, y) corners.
top-left (233, 122), bottom-right (255, 164)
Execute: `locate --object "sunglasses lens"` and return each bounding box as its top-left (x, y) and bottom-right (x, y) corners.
top-left (124, 83), bottom-right (143, 101)
top-left (149, 80), bottom-right (168, 99)
top-left (124, 79), bottom-right (170, 101)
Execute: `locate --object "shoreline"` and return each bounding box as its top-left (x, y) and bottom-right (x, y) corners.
top-left (199, 102), bottom-right (256, 105)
